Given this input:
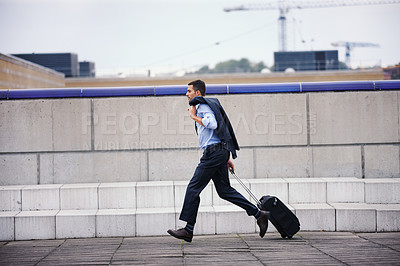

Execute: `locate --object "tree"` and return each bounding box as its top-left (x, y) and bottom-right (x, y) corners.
top-left (188, 58), bottom-right (267, 75)
top-left (338, 61), bottom-right (348, 70)
top-left (196, 65), bottom-right (211, 74)
top-left (253, 62), bottom-right (266, 72)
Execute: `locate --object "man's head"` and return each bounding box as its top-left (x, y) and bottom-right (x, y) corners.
top-left (186, 80), bottom-right (206, 101)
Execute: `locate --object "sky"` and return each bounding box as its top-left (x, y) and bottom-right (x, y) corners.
top-left (1, 0), bottom-right (399, 77)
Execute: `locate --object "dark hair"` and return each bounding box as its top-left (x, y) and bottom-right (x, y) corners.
top-left (188, 79), bottom-right (206, 96)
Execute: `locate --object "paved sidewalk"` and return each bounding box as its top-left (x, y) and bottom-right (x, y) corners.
top-left (1, 232), bottom-right (399, 265)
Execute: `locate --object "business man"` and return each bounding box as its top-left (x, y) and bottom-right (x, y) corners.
top-left (167, 80), bottom-right (269, 242)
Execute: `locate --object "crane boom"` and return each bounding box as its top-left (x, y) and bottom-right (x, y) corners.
top-left (224, 0), bottom-right (400, 51)
top-left (224, 0), bottom-right (400, 12)
top-left (331, 41), bottom-right (380, 67)
top-left (331, 41), bottom-right (379, 48)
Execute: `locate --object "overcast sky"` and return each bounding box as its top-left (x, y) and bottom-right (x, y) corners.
top-left (1, 0), bottom-right (399, 76)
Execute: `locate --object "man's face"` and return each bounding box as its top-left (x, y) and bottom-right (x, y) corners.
top-left (186, 85), bottom-right (201, 102)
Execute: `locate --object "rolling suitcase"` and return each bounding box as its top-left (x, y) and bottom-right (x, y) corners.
top-left (259, 195), bottom-right (300, 238)
top-left (230, 170), bottom-right (300, 239)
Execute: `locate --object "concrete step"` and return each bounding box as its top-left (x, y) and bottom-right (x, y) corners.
top-left (1, 203), bottom-right (400, 241)
top-left (1, 178), bottom-right (400, 241)
top-left (2, 178), bottom-right (399, 212)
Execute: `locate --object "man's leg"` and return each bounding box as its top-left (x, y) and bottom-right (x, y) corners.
top-left (179, 166), bottom-right (215, 224)
top-left (212, 161), bottom-right (259, 216)
top-left (211, 152), bottom-right (270, 238)
top-left (168, 155), bottom-right (219, 242)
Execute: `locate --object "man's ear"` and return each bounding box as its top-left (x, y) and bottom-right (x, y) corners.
top-left (195, 90), bottom-right (202, 96)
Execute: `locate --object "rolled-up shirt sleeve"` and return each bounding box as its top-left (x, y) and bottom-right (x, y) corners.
top-left (202, 112), bottom-right (217, 129)
top-left (198, 105), bottom-right (218, 129)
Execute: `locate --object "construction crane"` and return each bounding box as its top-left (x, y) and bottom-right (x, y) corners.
top-left (331, 41), bottom-right (379, 68)
top-left (224, 0), bottom-right (400, 52)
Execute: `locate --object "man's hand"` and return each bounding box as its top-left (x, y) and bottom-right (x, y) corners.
top-left (188, 105), bottom-right (197, 119)
top-left (228, 159), bottom-right (235, 173)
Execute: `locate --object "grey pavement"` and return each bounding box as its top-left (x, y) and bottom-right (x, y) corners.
top-left (1, 232), bottom-right (400, 265)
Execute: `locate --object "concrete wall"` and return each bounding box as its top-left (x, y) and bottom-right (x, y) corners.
top-left (1, 90), bottom-right (399, 185)
top-left (0, 54), bottom-right (65, 89)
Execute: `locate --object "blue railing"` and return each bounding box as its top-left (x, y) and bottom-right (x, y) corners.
top-left (0, 80), bottom-right (399, 100)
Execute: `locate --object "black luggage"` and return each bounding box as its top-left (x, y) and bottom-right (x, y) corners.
top-left (230, 170), bottom-right (300, 239)
top-left (259, 195), bottom-right (300, 239)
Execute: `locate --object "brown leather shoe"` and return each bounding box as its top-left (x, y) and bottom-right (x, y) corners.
top-left (167, 228), bottom-right (193, 242)
top-left (257, 211), bottom-right (270, 238)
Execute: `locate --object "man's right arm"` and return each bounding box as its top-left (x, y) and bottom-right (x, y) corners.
top-left (199, 105), bottom-right (217, 129)
top-left (189, 105), bottom-right (205, 127)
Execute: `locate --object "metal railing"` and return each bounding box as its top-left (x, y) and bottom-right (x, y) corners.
top-left (0, 80), bottom-right (399, 100)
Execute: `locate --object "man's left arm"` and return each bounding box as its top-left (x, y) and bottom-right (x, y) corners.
top-left (228, 157), bottom-right (235, 173)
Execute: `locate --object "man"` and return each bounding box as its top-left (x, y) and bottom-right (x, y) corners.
top-left (167, 80), bottom-right (269, 242)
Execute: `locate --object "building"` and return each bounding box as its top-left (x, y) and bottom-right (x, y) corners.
top-left (12, 53), bottom-right (79, 77)
top-left (79, 61), bottom-right (96, 77)
top-left (383, 64), bottom-right (400, 80)
top-left (274, 50), bottom-right (339, 72)
top-left (0, 53), bottom-right (65, 89)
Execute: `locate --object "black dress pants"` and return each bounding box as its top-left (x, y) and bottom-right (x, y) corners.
top-left (179, 146), bottom-right (259, 225)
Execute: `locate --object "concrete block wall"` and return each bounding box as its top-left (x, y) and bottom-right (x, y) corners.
top-left (1, 90), bottom-right (399, 185)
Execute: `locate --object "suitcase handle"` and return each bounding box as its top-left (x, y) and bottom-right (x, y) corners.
top-left (230, 170), bottom-right (262, 209)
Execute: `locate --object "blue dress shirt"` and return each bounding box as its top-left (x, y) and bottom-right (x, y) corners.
top-left (195, 103), bottom-right (221, 150)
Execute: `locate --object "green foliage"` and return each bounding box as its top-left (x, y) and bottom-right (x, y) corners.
top-left (188, 58), bottom-right (268, 75)
top-left (195, 65), bottom-right (211, 74)
top-left (338, 61), bottom-right (348, 70)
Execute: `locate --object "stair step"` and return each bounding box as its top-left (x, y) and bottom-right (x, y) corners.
top-left (1, 178), bottom-right (400, 240)
top-left (365, 179), bottom-right (400, 203)
top-left (291, 203), bottom-right (335, 231)
top-left (2, 178), bottom-right (399, 212)
top-left (2, 203), bottom-right (399, 241)
top-left (15, 210), bottom-right (59, 240)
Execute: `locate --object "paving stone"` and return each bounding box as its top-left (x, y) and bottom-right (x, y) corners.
top-left (358, 232), bottom-right (400, 251)
top-left (0, 245), bottom-right (57, 265)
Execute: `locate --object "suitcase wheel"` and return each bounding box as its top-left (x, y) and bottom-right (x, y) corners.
top-left (280, 233), bottom-right (293, 239)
